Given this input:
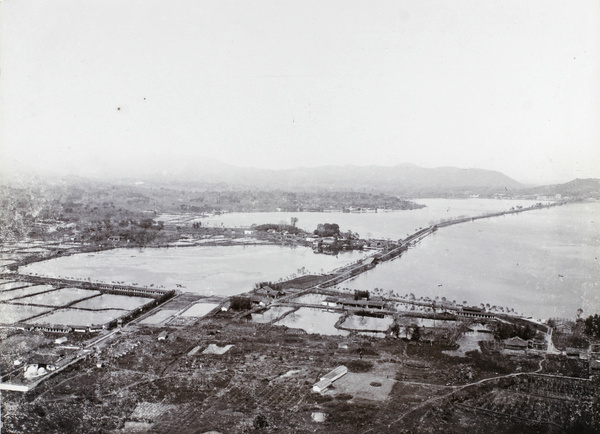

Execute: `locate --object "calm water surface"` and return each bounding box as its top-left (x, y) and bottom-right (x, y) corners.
top-left (197, 198), bottom-right (543, 239)
top-left (17, 199), bottom-right (598, 320)
top-left (344, 201), bottom-right (599, 319)
top-left (20, 245), bottom-right (362, 296)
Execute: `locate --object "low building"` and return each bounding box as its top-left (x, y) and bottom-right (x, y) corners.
top-left (312, 365), bottom-right (348, 393)
top-left (504, 336), bottom-right (529, 350)
top-left (255, 286), bottom-right (281, 298)
top-left (157, 331), bottom-right (168, 341)
top-left (458, 306), bottom-right (495, 319)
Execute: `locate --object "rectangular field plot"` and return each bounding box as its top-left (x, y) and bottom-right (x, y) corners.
top-left (0, 285), bottom-right (56, 302)
top-left (0, 304), bottom-right (52, 324)
top-left (339, 315), bottom-right (393, 331)
top-left (0, 281), bottom-right (32, 291)
top-left (138, 309), bottom-right (178, 325)
top-left (180, 302), bottom-right (219, 318)
top-left (252, 306), bottom-right (295, 323)
top-left (26, 308), bottom-right (126, 327)
top-left (16, 287), bottom-right (100, 307)
top-left (71, 294), bottom-right (153, 310)
top-left (321, 372), bottom-right (395, 402)
top-left (290, 293), bottom-right (328, 304)
top-left (274, 307), bottom-right (348, 336)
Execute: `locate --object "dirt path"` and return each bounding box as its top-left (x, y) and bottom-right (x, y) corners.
top-left (362, 354), bottom-right (550, 433)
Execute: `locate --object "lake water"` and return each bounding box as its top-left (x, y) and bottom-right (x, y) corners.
top-left (15, 199), bottom-right (599, 320)
top-left (196, 198), bottom-right (544, 239)
top-left (343, 201), bottom-right (600, 320)
top-left (20, 245), bottom-right (363, 296)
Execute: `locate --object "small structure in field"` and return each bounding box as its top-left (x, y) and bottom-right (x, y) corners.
top-left (202, 344), bottom-right (233, 355)
top-left (312, 365), bottom-right (348, 393)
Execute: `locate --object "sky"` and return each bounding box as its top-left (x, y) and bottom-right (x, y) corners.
top-left (1, 0), bottom-right (599, 184)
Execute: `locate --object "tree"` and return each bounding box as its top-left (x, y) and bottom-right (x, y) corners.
top-left (584, 314), bottom-right (600, 338)
top-left (411, 326), bottom-right (421, 341)
top-left (314, 223), bottom-right (340, 237)
top-left (291, 216), bottom-right (299, 227)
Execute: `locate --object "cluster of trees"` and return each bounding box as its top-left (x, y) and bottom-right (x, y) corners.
top-left (583, 314), bottom-right (600, 338)
top-left (254, 224), bottom-right (303, 235)
top-left (492, 322), bottom-right (537, 341)
top-left (353, 290), bottom-right (370, 300)
top-left (230, 297), bottom-right (252, 310)
top-left (314, 223), bottom-right (340, 237)
top-left (254, 281), bottom-right (284, 291)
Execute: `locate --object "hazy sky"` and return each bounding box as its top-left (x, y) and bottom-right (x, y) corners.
top-left (1, 0), bottom-right (598, 184)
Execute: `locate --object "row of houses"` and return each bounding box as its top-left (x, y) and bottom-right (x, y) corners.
top-left (322, 296), bottom-right (386, 310)
top-left (503, 336), bottom-right (547, 351)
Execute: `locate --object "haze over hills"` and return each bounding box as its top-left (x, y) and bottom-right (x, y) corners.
top-left (4, 155), bottom-right (599, 198)
top-left (4, 155), bottom-right (525, 195)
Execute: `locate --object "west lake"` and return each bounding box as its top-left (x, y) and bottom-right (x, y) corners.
top-left (19, 245), bottom-right (363, 297)
top-left (343, 201), bottom-right (600, 320)
top-left (18, 199), bottom-right (599, 319)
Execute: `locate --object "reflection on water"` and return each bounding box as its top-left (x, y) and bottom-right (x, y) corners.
top-left (251, 306), bottom-right (295, 323)
top-left (339, 315), bottom-right (393, 331)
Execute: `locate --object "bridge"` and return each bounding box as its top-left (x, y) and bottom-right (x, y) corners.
top-left (0, 273), bottom-right (175, 299)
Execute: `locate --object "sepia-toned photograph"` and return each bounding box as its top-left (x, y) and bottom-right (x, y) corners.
top-left (0, 1), bottom-right (599, 432)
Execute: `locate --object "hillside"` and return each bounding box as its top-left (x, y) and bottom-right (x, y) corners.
top-left (30, 156), bottom-right (524, 196)
top-left (517, 178), bottom-right (600, 199)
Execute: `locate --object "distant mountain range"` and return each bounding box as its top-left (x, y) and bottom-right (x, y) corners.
top-left (517, 178), bottom-right (600, 199)
top-left (3, 155), bottom-right (599, 198)
top-left (97, 156), bottom-right (525, 196)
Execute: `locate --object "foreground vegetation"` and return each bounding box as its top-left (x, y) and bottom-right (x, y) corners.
top-left (2, 310), bottom-right (598, 433)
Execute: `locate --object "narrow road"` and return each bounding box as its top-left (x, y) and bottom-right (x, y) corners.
top-left (361, 350), bottom-right (562, 433)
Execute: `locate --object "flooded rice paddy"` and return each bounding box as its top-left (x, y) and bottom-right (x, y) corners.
top-left (0, 304), bottom-right (51, 324)
top-left (180, 302), bottom-right (220, 318)
top-left (274, 307), bottom-right (349, 336)
top-left (0, 280), bottom-right (155, 327)
top-left (17, 287), bottom-right (101, 307)
top-left (71, 294), bottom-right (153, 310)
top-left (0, 285), bottom-right (55, 302)
top-left (339, 315), bottom-right (393, 331)
top-left (27, 308), bottom-right (126, 327)
top-left (139, 310), bottom-right (178, 325)
top-left (0, 281), bottom-right (32, 291)
top-left (251, 306), bottom-right (296, 323)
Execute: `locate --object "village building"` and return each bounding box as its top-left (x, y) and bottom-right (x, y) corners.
top-left (504, 336), bottom-right (529, 350)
